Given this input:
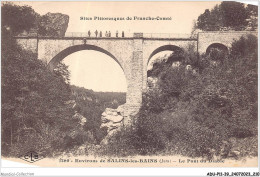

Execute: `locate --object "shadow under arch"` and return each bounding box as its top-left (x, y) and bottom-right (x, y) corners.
top-left (206, 43), bottom-right (228, 55)
top-left (147, 45), bottom-right (184, 65)
top-left (48, 44), bottom-right (124, 74)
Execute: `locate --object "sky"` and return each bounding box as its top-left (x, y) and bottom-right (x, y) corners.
top-left (13, 1), bottom-right (221, 92)
top-left (63, 51), bottom-right (127, 92)
top-left (15, 1), bottom-right (220, 34)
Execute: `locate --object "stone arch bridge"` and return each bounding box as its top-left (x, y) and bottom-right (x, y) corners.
top-left (15, 31), bottom-right (257, 121)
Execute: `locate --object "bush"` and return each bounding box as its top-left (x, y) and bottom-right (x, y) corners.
top-left (97, 128), bottom-right (139, 157)
top-left (1, 30), bottom-right (77, 157)
top-left (101, 34), bottom-right (258, 159)
top-left (230, 34), bottom-right (258, 57)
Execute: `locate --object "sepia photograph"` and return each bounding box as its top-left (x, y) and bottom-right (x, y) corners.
top-left (0, 0), bottom-right (259, 175)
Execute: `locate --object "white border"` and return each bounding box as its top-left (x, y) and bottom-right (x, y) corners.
top-left (0, 0), bottom-right (259, 176)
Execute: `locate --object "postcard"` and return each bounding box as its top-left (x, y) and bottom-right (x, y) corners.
top-left (1, 1), bottom-right (259, 176)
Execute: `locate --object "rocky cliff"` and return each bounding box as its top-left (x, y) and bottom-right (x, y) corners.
top-left (100, 105), bottom-right (125, 144)
top-left (38, 12), bottom-right (69, 37)
top-left (100, 105), bottom-right (124, 132)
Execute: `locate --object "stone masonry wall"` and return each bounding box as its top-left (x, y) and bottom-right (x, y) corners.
top-left (198, 31), bottom-right (258, 55)
top-left (16, 38), bottom-right (38, 54)
top-left (15, 32), bottom-right (257, 125)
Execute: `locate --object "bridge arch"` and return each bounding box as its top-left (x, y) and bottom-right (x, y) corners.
top-left (205, 43), bottom-right (228, 56)
top-left (147, 45), bottom-right (184, 65)
top-left (47, 44), bottom-right (128, 102)
top-left (47, 44), bottom-right (124, 73)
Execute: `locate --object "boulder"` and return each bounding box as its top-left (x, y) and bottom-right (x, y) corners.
top-left (99, 105), bottom-right (125, 145)
top-left (73, 112), bottom-right (87, 126)
top-left (117, 104), bottom-right (125, 114)
top-left (99, 104), bottom-right (142, 145)
top-left (101, 108), bottom-right (123, 123)
top-left (147, 77), bottom-right (158, 88)
top-left (100, 105), bottom-right (125, 133)
top-left (172, 61), bottom-right (181, 68)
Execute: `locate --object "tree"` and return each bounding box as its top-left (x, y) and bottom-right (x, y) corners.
top-left (110, 35), bottom-right (258, 158)
top-left (1, 2), bottom-right (38, 35)
top-left (196, 2), bottom-right (254, 31)
top-left (197, 9), bottom-right (211, 31)
top-left (1, 3), bottom-right (76, 156)
top-left (220, 2), bottom-right (248, 30)
top-left (54, 62), bottom-right (71, 84)
top-left (197, 5), bottom-right (223, 31)
top-left (1, 34), bottom-right (75, 155)
top-left (245, 4), bottom-right (258, 31)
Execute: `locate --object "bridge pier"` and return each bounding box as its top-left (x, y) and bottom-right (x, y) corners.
top-left (123, 33), bottom-right (144, 125)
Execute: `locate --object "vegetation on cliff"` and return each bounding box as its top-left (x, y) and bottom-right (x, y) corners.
top-left (1, 30), bottom-right (75, 157)
top-left (194, 2), bottom-right (257, 31)
top-left (70, 85), bottom-right (126, 144)
top-left (1, 3), bottom-right (126, 157)
top-left (2, 2), bottom-right (69, 37)
top-left (100, 35), bottom-right (258, 159)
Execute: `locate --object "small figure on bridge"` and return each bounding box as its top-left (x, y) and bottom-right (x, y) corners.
top-left (116, 30), bottom-right (118, 37)
top-left (109, 31), bottom-right (111, 37)
top-left (105, 31), bottom-right (108, 37)
top-left (100, 31), bottom-right (102, 37)
top-left (122, 31), bottom-right (124, 37)
top-left (95, 30), bottom-right (98, 37)
top-left (88, 30), bottom-right (91, 37)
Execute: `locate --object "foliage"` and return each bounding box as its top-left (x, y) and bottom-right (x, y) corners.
top-left (230, 34), bottom-right (258, 57)
top-left (1, 34), bottom-right (126, 157)
top-left (182, 44), bottom-right (199, 67)
top-left (148, 50), bottom-right (184, 78)
top-left (197, 5), bottom-right (223, 31)
top-left (103, 35), bottom-right (258, 159)
top-left (70, 85), bottom-right (126, 143)
top-left (196, 2), bottom-right (257, 31)
top-left (246, 4), bottom-right (258, 31)
top-left (38, 14), bottom-right (59, 37)
top-left (220, 2), bottom-right (248, 29)
top-left (207, 48), bottom-right (227, 62)
top-left (2, 2), bottom-right (69, 37)
top-left (1, 3), bottom-right (127, 157)
top-left (1, 3), bottom-right (80, 156)
top-left (1, 2), bottom-right (38, 35)
top-left (1, 33), bottom-right (80, 156)
top-left (54, 62), bottom-right (71, 84)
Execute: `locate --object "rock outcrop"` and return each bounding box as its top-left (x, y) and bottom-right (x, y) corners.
top-left (147, 77), bottom-right (158, 89)
top-left (100, 105), bottom-right (124, 133)
top-left (72, 112), bottom-right (87, 126)
top-left (38, 12), bottom-right (69, 37)
top-left (18, 12), bottom-right (69, 37)
top-left (171, 61), bottom-right (181, 68)
top-left (100, 105), bottom-right (125, 144)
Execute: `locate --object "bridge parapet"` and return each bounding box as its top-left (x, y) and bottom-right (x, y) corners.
top-left (65, 32), bottom-right (195, 39)
top-left (65, 32), bottom-right (133, 38)
top-left (16, 32), bottom-right (196, 40)
top-left (64, 32), bottom-right (195, 39)
top-left (143, 33), bottom-right (194, 39)
top-left (16, 32), bottom-right (195, 39)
